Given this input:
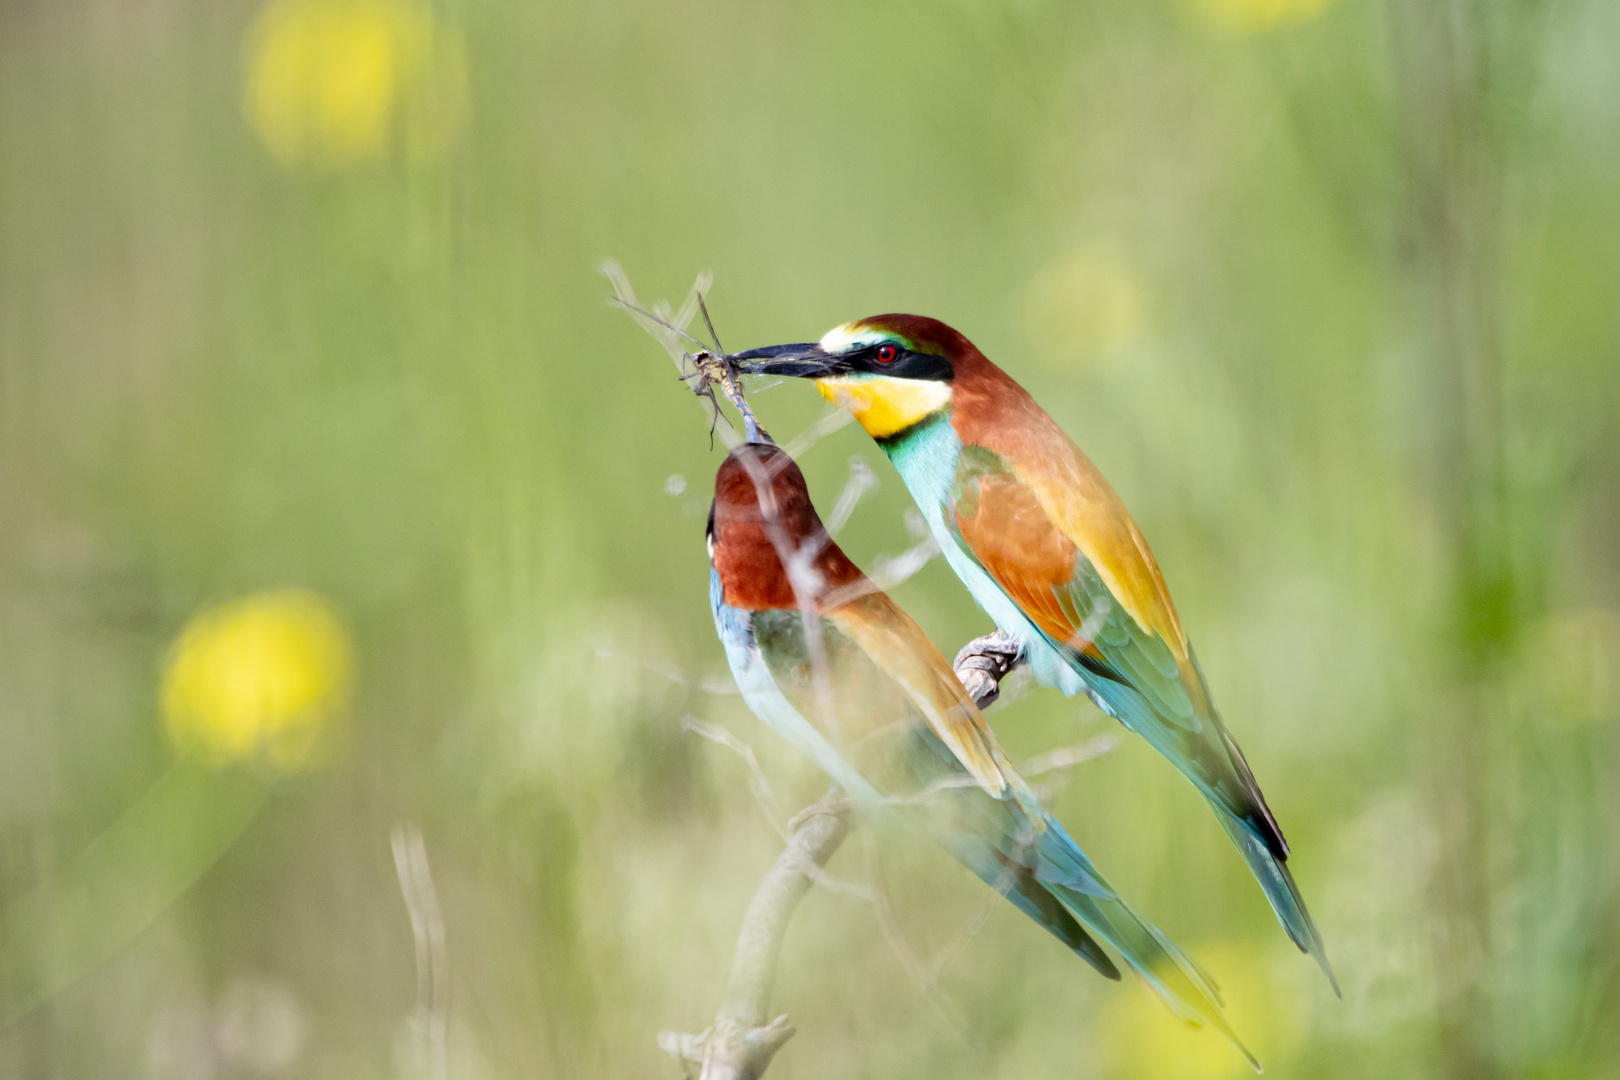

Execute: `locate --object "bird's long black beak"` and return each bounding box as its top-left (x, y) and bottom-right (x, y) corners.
top-left (728, 342), bottom-right (846, 379)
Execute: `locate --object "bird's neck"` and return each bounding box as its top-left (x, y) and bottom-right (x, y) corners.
top-left (876, 411), bottom-right (961, 515)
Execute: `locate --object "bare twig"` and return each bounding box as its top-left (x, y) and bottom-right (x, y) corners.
top-left (659, 638), bottom-right (1026, 1080)
top-left (392, 825), bottom-right (449, 1080)
top-left (856, 828), bottom-right (968, 1030)
top-left (781, 407), bottom-right (854, 459)
top-left (821, 457), bottom-right (878, 538)
top-left (603, 261), bottom-right (741, 450)
top-left (1019, 734), bottom-right (1119, 778)
top-left (659, 788), bottom-right (849, 1080)
top-left (682, 715), bottom-right (786, 841)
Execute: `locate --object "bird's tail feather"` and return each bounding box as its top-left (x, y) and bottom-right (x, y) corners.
top-left (947, 832), bottom-right (1120, 980)
top-left (907, 739), bottom-right (1258, 1070)
top-left (1033, 817), bottom-right (1260, 1072)
top-left (1214, 806), bottom-right (1340, 997)
top-left (1076, 667), bottom-right (1337, 995)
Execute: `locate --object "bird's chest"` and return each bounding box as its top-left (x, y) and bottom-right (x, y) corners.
top-left (883, 417), bottom-right (1060, 658)
top-left (750, 610), bottom-right (911, 744)
top-left (881, 414), bottom-right (962, 523)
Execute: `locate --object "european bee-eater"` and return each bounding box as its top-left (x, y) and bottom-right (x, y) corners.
top-left (706, 442), bottom-right (1253, 1061)
top-left (732, 315), bottom-right (1336, 990)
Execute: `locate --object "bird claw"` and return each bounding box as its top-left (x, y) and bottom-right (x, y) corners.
top-left (953, 632), bottom-right (1025, 709)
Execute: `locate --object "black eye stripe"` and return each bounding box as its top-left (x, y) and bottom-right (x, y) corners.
top-left (843, 341), bottom-right (953, 382)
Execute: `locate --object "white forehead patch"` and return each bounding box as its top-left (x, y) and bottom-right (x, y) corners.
top-left (819, 323), bottom-right (891, 353)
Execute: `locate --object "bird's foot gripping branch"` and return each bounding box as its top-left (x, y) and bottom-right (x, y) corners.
top-left (953, 632), bottom-right (1025, 710)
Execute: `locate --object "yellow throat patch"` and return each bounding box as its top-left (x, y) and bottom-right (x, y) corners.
top-left (815, 375), bottom-right (952, 439)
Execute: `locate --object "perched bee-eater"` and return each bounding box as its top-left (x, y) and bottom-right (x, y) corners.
top-left (732, 316), bottom-right (1335, 990)
top-left (706, 442), bottom-right (1253, 1061)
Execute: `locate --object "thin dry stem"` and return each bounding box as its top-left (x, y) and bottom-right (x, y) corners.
top-left (392, 825), bottom-right (449, 1080)
top-left (661, 635), bottom-right (1037, 1080)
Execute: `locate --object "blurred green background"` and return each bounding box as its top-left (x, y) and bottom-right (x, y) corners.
top-left (2, 0), bottom-right (1618, 1076)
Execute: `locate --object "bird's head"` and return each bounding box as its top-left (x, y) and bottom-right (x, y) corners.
top-left (707, 443), bottom-right (861, 610)
top-left (732, 315), bottom-right (970, 441)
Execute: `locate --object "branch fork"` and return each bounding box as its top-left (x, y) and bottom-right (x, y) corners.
top-left (660, 639), bottom-right (1026, 1079)
top-left (658, 790), bottom-right (850, 1080)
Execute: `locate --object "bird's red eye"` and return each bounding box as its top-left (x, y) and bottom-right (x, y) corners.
top-left (876, 344), bottom-right (898, 363)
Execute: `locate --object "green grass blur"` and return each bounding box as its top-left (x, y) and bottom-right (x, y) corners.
top-left (2, 0), bottom-right (1618, 1077)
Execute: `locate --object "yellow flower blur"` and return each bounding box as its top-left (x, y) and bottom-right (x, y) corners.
top-left (1194, 0), bottom-right (1333, 33)
top-left (245, 0), bottom-right (467, 172)
top-left (1102, 942), bottom-right (1303, 1078)
top-left (162, 590), bottom-right (354, 770)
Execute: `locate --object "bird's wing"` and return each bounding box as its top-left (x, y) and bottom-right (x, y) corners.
top-left (713, 593), bottom-right (881, 799)
top-left (717, 586), bottom-right (1267, 1036)
top-left (825, 591), bottom-right (1007, 798)
top-left (948, 443), bottom-right (1286, 855)
top-left (743, 599), bottom-right (1003, 798)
